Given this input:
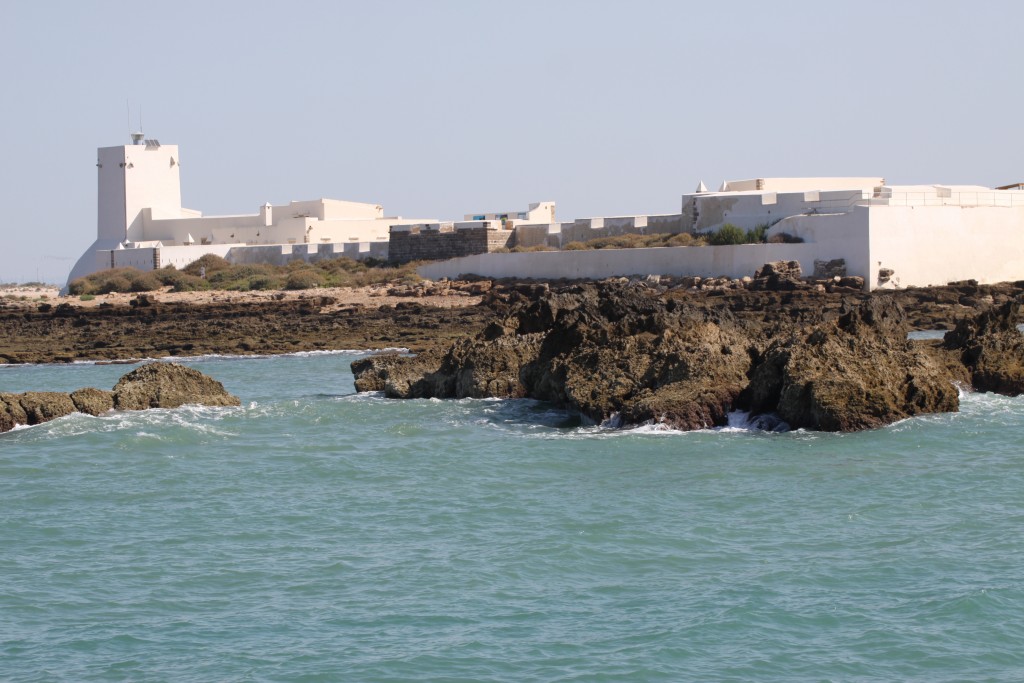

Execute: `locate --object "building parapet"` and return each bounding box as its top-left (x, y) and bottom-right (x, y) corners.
top-left (805, 188), bottom-right (1024, 214)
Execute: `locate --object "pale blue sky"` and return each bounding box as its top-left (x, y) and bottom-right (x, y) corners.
top-left (2, 0), bottom-right (1022, 283)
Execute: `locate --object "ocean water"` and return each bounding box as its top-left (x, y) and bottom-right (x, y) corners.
top-left (3, 352), bottom-right (1024, 682)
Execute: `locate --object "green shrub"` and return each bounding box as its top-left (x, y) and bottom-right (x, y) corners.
top-left (169, 273), bottom-right (211, 292)
top-left (69, 257), bottom-right (424, 296)
top-left (245, 275), bottom-right (284, 291)
top-left (182, 253), bottom-right (231, 276)
top-left (744, 220), bottom-right (781, 244)
top-left (126, 271), bottom-right (162, 292)
top-left (706, 224), bottom-right (744, 246)
top-left (79, 293), bottom-right (96, 301)
top-left (745, 224), bottom-right (769, 243)
top-left (285, 269), bottom-right (326, 290)
top-left (208, 263), bottom-right (278, 290)
top-left (154, 265), bottom-right (210, 291)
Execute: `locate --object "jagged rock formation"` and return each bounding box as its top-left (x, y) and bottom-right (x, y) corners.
top-left (1, 362), bottom-right (239, 433)
top-left (943, 300), bottom-right (1024, 394)
top-left (354, 282), bottom-right (757, 429)
top-left (743, 298), bottom-right (960, 431)
top-left (352, 280), bottom-right (1023, 432)
top-left (748, 260), bottom-right (804, 291)
top-left (112, 362), bottom-right (240, 410)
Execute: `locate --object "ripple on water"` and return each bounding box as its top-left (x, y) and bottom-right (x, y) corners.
top-left (2, 357), bottom-right (1024, 681)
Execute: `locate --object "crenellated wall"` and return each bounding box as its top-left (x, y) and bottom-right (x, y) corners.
top-left (104, 240), bottom-right (388, 273)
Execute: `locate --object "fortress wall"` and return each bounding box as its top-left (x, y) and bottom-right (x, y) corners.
top-left (101, 241), bottom-right (385, 274)
top-left (417, 242), bottom-right (859, 286)
top-left (559, 214), bottom-right (689, 245)
top-left (867, 205), bottom-right (1024, 289)
top-left (389, 227), bottom-right (514, 263)
top-left (514, 224), bottom-right (559, 249)
top-left (646, 214), bottom-right (688, 234)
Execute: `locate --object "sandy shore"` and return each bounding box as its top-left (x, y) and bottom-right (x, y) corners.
top-left (0, 284), bottom-right (482, 311)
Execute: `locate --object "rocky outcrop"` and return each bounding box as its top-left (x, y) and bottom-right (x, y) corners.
top-left (943, 300), bottom-right (1024, 394)
top-left (743, 298), bottom-right (960, 431)
top-left (354, 282), bottom-right (759, 429)
top-left (0, 295), bottom-right (495, 364)
top-left (748, 260), bottom-right (804, 291)
top-left (112, 362), bottom-right (240, 410)
top-left (352, 280), bottom-right (1023, 432)
top-left (1, 362), bottom-right (240, 434)
top-left (70, 388), bottom-right (115, 416)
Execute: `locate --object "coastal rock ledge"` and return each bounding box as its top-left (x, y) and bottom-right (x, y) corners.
top-left (1, 362), bottom-right (240, 433)
top-left (352, 281), bottom-right (1023, 432)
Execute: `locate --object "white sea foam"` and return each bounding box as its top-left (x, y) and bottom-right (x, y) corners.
top-left (58, 347), bottom-right (411, 367)
top-left (719, 410), bottom-right (791, 433)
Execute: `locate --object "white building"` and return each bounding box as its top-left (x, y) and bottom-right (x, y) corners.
top-left (421, 177), bottom-right (1024, 291)
top-left (464, 201), bottom-right (556, 227)
top-left (67, 135), bottom-right (437, 286)
top-left (68, 137), bottom-right (1024, 292)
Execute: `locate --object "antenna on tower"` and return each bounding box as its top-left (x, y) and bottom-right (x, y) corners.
top-left (127, 100), bottom-right (144, 145)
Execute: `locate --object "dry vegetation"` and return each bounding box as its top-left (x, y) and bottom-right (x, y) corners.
top-left (67, 255), bottom-right (423, 296)
top-left (559, 224), bottom-right (802, 251)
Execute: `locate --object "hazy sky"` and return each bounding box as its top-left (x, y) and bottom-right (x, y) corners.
top-left (2, 0), bottom-right (1022, 283)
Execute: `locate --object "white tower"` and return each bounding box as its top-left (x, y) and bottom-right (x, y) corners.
top-left (66, 136), bottom-right (183, 288)
top-left (97, 138), bottom-right (182, 243)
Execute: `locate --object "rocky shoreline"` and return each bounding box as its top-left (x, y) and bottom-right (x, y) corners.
top-left (0, 291), bottom-right (493, 364)
top-left (351, 271), bottom-right (1024, 433)
top-left (1, 276), bottom-right (1021, 366)
top-left (4, 270), bottom-right (1023, 433)
top-left (1, 363), bottom-right (240, 433)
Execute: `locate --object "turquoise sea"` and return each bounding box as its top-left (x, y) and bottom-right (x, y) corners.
top-left (3, 351), bottom-right (1024, 681)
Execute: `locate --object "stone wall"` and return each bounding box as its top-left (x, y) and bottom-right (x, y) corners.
top-left (389, 226), bottom-right (514, 263)
top-left (417, 242), bottom-right (857, 287)
top-left (514, 224), bottom-right (560, 249)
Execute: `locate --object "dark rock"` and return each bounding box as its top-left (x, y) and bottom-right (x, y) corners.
top-left (351, 352), bottom-right (442, 397)
top-left (749, 261), bottom-right (805, 291)
top-left (355, 282), bottom-right (755, 430)
top-left (70, 388), bottom-right (115, 416)
top-left (353, 283), bottom-right (978, 432)
top-left (813, 258), bottom-right (847, 279)
top-left (16, 392), bottom-right (78, 425)
top-left (112, 362), bottom-right (241, 410)
top-left (943, 301), bottom-right (1024, 394)
top-left (837, 276), bottom-right (865, 290)
top-left (755, 260), bottom-right (802, 280)
top-left (1, 364), bottom-right (239, 434)
top-left (0, 393), bottom-right (28, 432)
top-left (744, 298), bottom-right (959, 431)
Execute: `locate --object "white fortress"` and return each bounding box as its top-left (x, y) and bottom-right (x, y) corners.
top-left (67, 136), bottom-right (428, 283)
top-left (421, 176), bottom-right (1024, 290)
top-left (67, 135), bottom-right (555, 287)
top-left (69, 136), bottom-right (1024, 291)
